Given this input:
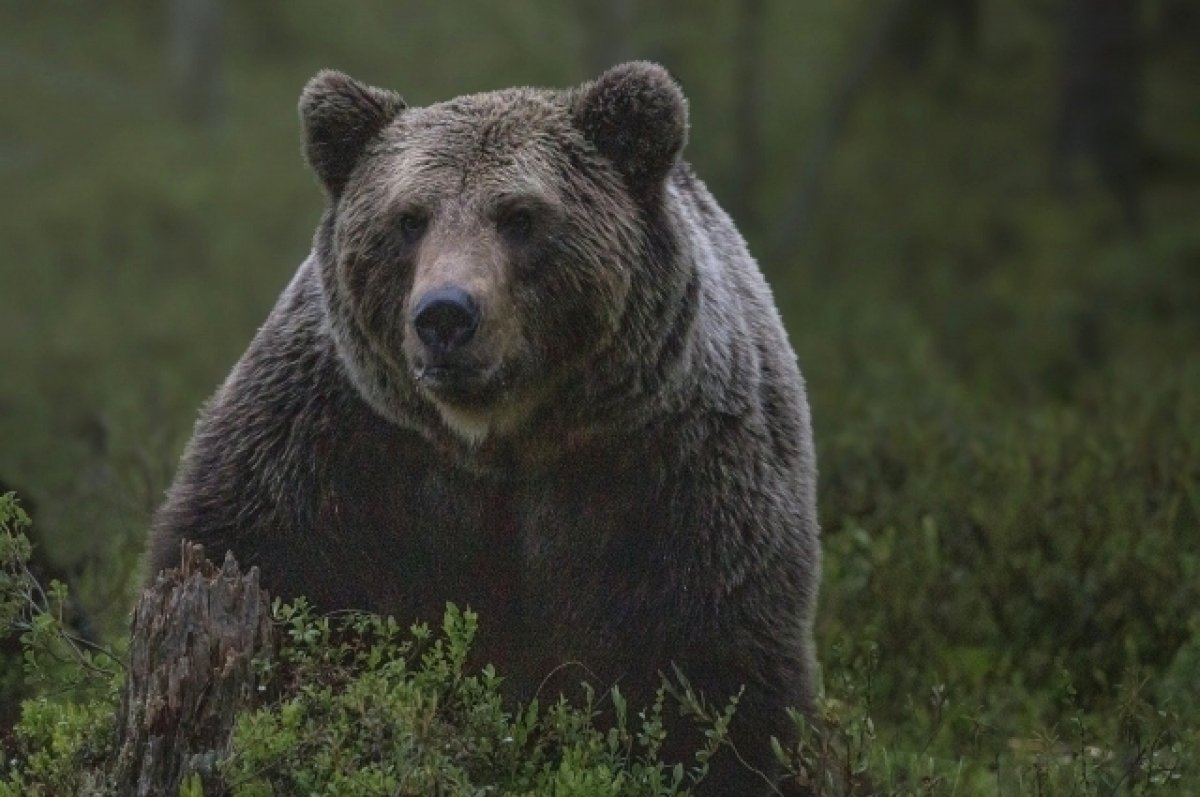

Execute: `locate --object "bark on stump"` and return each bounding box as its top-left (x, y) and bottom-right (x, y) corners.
top-left (113, 544), bottom-right (274, 796)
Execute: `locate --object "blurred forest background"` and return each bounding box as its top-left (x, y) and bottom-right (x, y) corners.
top-left (1, 0), bottom-right (1199, 791)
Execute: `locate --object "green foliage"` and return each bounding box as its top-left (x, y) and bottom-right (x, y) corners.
top-left (0, 494), bottom-right (118, 796)
top-left (225, 601), bottom-right (723, 796)
top-left (0, 494), bottom-right (34, 631)
top-left (771, 642), bottom-right (1197, 795)
top-left (0, 697), bottom-right (114, 797)
top-left (0, 493), bottom-right (123, 701)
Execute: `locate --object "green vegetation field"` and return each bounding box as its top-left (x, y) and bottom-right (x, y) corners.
top-left (1, 2), bottom-right (1197, 794)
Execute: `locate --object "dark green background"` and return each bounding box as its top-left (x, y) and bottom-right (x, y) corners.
top-left (1, 1), bottom-right (1198, 785)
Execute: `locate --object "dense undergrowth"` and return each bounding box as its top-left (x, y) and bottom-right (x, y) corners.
top-left (1, 492), bottom-right (1196, 795)
top-left (2, 2), bottom-right (1198, 795)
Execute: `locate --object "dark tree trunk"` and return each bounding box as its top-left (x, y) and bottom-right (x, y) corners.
top-left (1053, 0), bottom-right (1145, 233)
top-left (772, 0), bottom-right (914, 256)
top-left (729, 0), bottom-right (766, 232)
top-left (112, 544), bottom-right (274, 796)
top-left (168, 0), bottom-right (225, 127)
top-left (890, 0), bottom-right (981, 68)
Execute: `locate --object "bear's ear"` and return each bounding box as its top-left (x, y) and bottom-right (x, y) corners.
top-left (572, 61), bottom-right (688, 199)
top-left (299, 70), bottom-right (406, 197)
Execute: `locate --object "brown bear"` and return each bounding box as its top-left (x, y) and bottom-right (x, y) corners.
top-left (148, 62), bottom-right (820, 794)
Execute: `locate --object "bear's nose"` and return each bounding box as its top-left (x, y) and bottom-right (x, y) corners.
top-left (412, 287), bottom-right (481, 355)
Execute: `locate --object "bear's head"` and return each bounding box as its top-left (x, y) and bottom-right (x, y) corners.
top-left (300, 63), bottom-right (690, 459)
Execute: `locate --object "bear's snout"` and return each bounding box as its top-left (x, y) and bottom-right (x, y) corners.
top-left (412, 287), bottom-right (481, 357)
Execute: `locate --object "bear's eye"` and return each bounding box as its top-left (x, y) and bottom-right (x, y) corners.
top-left (397, 213), bottom-right (428, 243)
top-left (498, 208), bottom-right (534, 243)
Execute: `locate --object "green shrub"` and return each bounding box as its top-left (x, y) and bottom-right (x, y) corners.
top-left (223, 601), bottom-right (729, 796)
top-left (0, 492), bottom-right (119, 796)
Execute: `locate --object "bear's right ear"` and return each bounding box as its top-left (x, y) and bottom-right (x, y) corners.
top-left (572, 61), bottom-right (688, 200)
top-left (299, 70), bottom-right (406, 197)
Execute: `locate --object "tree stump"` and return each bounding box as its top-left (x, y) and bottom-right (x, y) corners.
top-left (112, 544), bottom-right (274, 796)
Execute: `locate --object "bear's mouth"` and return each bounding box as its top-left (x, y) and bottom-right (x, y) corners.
top-left (414, 359), bottom-right (544, 445)
top-left (413, 361), bottom-right (502, 408)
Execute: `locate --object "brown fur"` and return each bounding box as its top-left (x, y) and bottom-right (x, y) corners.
top-left (148, 63), bottom-right (820, 795)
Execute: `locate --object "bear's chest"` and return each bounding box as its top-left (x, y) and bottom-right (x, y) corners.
top-left (316, 423), bottom-right (685, 689)
top-left (317, 429), bottom-right (518, 615)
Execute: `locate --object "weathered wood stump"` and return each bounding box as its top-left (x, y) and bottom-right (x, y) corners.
top-left (112, 543), bottom-right (274, 796)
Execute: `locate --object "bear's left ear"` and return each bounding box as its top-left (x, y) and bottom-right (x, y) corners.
top-left (299, 70), bottom-right (407, 197)
top-left (572, 62), bottom-right (688, 199)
